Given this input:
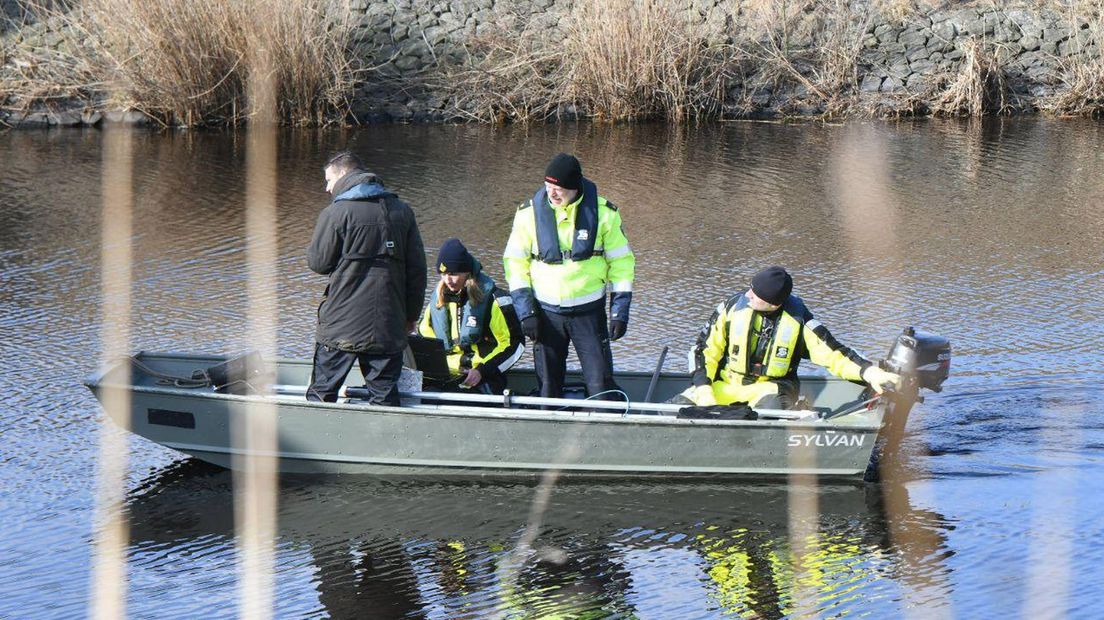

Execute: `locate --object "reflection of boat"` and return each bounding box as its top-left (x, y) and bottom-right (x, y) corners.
top-left (126, 461), bottom-right (889, 545)
top-left (86, 331), bottom-right (948, 478)
top-left (124, 462), bottom-right (954, 619)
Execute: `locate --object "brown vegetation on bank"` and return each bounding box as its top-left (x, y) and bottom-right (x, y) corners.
top-left (444, 0), bottom-right (735, 122)
top-left (444, 0), bottom-right (1104, 122)
top-left (930, 39), bottom-right (1009, 116)
top-left (1038, 2), bottom-right (1104, 116)
top-left (2, 0), bottom-right (357, 126)
top-left (5, 0), bottom-right (1104, 125)
top-left (442, 0), bottom-right (938, 122)
top-left (734, 0), bottom-right (875, 118)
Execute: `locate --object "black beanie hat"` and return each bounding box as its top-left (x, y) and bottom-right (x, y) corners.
top-left (544, 153), bottom-right (582, 190)
top-left (436, 238), bottom-right (474, 274)
top-left (751, 266), bottom-right (793, 306)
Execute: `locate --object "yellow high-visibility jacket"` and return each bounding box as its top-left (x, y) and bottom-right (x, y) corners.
top-left (503, 178), bottom-right (634, 320)
top-left (690, 293), bottom-right (871, 388)
top-left (418, 274), bottom-right (524, 378)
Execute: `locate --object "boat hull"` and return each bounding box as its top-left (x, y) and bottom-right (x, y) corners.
top-left (88, 353), bottom-right (888, 478)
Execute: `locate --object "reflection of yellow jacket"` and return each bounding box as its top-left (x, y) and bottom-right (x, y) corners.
top-left (503, 180), bottom-right (634, 320)
top-left (697, 529), bottom-right (868, 617)
top-left (691, 293), bottom-right (871, 388)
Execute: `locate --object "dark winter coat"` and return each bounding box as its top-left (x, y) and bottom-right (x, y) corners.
top-left (307, 171), bottom-right (427, 354)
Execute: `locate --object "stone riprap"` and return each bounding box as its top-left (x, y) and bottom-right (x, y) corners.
top-left (0, 1), bottom-right (1097, 126)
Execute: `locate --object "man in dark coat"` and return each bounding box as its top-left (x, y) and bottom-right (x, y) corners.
top-left (306, 151), bottom-right (427, 404)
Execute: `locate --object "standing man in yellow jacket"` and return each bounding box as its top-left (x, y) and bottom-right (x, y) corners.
top-left (503, 153), bottom-right (635, 399)
top-left (680, 266), bottom-right (899, 409)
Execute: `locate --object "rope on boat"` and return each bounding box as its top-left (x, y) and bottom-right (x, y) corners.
top-left (558, 389), bottom-right (632, 416)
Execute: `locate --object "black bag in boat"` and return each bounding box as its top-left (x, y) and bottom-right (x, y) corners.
top-left (676, 404), bottom-right (757, 420)
top-left (202, 351), bottom-right (273, 395)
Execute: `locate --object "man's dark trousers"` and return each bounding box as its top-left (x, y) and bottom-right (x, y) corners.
top-left (533, 308), bottom-right (619, 399)
top-left (307, 343), bottom-right (403, 405)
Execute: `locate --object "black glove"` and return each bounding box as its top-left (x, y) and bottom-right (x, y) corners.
top-left (521, 316), bottom-right (539, 342)
top-left (609, 319), bottom-right (627, 341)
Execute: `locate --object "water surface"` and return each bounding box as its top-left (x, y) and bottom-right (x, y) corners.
top-left (1, 119), bottom-right (1102, 617)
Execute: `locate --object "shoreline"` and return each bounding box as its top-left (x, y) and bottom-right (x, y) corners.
top-left (3, 1), bottom-right (1103, 129)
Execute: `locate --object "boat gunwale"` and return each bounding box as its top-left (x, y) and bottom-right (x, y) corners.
top-left (86, 377), bottom-right (884, 432)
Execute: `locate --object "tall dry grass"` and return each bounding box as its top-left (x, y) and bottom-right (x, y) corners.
top-left (735, 0), bottom-right (873, 117)
top-left (12, 0), bottom-right (1104, 124)
top-left (1044, 57), bottom-right (1104, 116)
top-left (446, 0), bottom-right (735, 122)
top-left (930, 38), bottom-right (1010, 116)
top-left (0, 7), bottom-right (101, 107)
top-left (872, 0), bottom-right (938, 23)
top-left (5, 0), bottom-right (357, 126)
top-left (1039, 1), bottom-right (1104, 116)
top-left (567, 0), bottom-right (732, 121)
top-left (448, 0), bottom-right (880, 122)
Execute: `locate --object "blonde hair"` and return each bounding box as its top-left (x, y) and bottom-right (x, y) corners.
top-left (435, 275), bottom-right (484, 309)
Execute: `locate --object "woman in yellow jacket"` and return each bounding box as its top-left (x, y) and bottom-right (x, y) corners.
top-left (418, 238), bottom-right (525, 394)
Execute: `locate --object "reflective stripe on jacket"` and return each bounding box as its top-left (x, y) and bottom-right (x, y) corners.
top-left (503, 178), bottom-right (634, 319)
top-left (689, 293), bottom-right (871, 387)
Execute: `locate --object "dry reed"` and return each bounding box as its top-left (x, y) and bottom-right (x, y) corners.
top-left (447, 0), bottom-right (879, 122)
top-left (872, 0), bottom-right (936, 24)
top-left (930, 38), bottom-right (1009, 116)
top-left (1039, 1), bottom-right (1104, 116)
top-left (735, 0), bottom-right (872, 118)
top-left (12, 0), bottom-right (1104, 124)
top-left (3, 0), bottom-right (357, 126)
top-left (445, 0), bottom-right (735, 123)
top-left (566, 0), bottom-right (732, 121)
top-left (0, 9), bottom-right (103, 107)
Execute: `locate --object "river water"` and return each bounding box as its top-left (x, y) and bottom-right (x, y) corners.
top-left (2, 119), bottom-right (1102, 618)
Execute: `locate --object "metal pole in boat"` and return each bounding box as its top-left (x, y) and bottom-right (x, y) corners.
top-left (273, 384), bottom-right (686, 414)
top-left (644, 345), bottom-right (668, 403)
top-left (273, 384), bottom-right (817, 419)
top-left (380, 387), bottom-right (687, 413)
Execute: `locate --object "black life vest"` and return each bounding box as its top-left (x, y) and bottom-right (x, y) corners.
top-left (531, 178), bottom-right (602, 264)
top-left (428, 272), bottom-right (496, 349)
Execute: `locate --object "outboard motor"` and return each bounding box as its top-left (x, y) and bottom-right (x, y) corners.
top-left (884, 327), bottom-right (952, 397)
top-left (866, 327), bottom-right (951, 482)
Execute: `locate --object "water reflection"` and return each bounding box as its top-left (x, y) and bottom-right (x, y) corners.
top-left (124, 463), bottom-right (953, 618)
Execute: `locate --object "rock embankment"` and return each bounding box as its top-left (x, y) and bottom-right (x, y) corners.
top-left (1, 1), bottom-right (1099, 126)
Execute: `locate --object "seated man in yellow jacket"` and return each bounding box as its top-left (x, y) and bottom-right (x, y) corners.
top-left (418, 238), bottom-right (525, 394)
top-left (679, 266), bottom-right (899, 409)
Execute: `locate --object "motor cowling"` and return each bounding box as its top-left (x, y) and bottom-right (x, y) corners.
top-left (883, 327), bottom-right (951, 392)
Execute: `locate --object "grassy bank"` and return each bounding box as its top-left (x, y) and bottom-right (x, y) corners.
top-left (444, 0), bottom-right (735, 123)
top-left (4, 0), bottom-right (1104, 125)
top-left (1, 0), bottom-right (357, 126)
top-left (446, 0), bottom-right (1104, 122)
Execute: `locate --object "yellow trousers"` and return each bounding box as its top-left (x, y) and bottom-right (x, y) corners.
top-left (681, 379), bottom-right (782, 407)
